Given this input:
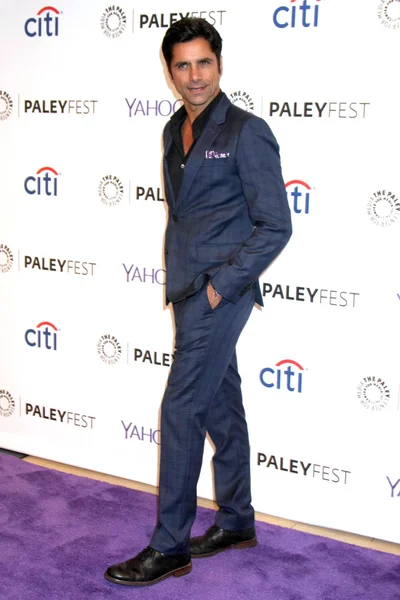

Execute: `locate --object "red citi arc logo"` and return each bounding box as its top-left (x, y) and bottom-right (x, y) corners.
top-left (24, 167), bottom-right (59, 196)
top-left (25, 321), bottom-right (58, 350)
top-left (24, 6), bottom-right (61, 37)
top-left (285, 180), bottom-right (311, 215)
top-left (260, 359), bottom-right (304, 393)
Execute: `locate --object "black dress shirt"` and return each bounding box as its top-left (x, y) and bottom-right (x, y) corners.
top-left (167, 90), bottom-right (223, 201)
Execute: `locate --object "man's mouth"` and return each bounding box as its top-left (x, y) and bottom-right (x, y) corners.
top-left (187, 85), bottom-right (207, 93)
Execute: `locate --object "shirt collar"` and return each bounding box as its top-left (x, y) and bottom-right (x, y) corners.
top-left (170, 90), bottom-right (224, 140)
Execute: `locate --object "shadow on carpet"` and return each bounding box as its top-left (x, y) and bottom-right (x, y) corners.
top-left (0, 454), bottom-right (399, 600)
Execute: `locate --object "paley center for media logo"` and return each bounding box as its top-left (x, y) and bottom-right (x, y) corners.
top-left (378, 0), bottom-right (400, 30)
top-left (97, 335), bottom-right (122, 365)
top-left (100, 6), bottom-right (127, 38)
top-left (24, 6), bottom-right (61, 37)
top-left (25, 321), bottom-right (59, 351)
top-left (0, 244), bottom-right (14, 273)
top-left (24, 166), bottom-right (59, 196)
top-left (367, 189), bottom-right (400, 227)
top-left (257, 453), bottom-right (351, 485)
top-left (98, 174), bottom-right (165, 206)
top-left (273, 0), bottom-right (321, 29)
top-left (268, 101), bottom-right (370, 119)
top-left (98, 175), bottom-right (124, 206)
top-left (97, 335), bottom-right (173, 367)
top-left (260, 359), bottom-right (305, 393)
top-left (0, 91), bottom-right (13, 121)
top-left (0, 390), bottom-right (15, 417)
top-left (357, 376), bottom-right (390, 411)
top-left (229, 91), bottom-right (255, 112)
top-left (262, 282), bottom-right (360, 308)
top-left (101, 7), bottom-right (226, 37)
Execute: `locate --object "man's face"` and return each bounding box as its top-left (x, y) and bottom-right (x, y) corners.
top-left (169, 37), bottom-right (222, 117)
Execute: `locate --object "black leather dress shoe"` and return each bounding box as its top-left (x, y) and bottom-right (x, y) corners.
top-left (104, 546), bottom-right (191, 586)
top-left (190, 524), bottom-right (258, 558)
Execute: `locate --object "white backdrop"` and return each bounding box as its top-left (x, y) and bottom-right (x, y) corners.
top-left (1, 0), bottom-right (400, 544)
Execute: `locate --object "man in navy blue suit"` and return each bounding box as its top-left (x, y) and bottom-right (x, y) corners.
top-left (105, 17), bottom-right (292, 587)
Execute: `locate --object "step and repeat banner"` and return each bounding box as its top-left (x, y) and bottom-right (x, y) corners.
top-left (1, 0), bottom-right (400, 543)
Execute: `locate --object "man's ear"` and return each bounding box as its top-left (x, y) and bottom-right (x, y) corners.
top-left (219, 55), bottom-right (223, 76)
top-left (168, 67), bottom-right (175, 85)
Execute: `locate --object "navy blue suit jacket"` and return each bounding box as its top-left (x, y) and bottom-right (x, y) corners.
top-left (163, 92), bottom-right (292, 306)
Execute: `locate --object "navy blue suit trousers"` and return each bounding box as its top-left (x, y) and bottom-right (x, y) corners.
top-left (150, 282), bottom-right (256, 554)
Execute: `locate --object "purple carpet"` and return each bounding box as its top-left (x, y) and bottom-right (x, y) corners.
top-left (1, 454), bottom-right (399, 600)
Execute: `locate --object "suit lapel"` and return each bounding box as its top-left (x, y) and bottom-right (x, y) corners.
top-left (176, 94), bottom-right (231, 210)
top-left (163, 133), bottom-right (175, 207)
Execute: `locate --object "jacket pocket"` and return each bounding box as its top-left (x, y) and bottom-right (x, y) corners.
top-left (200, 159), bottom-right (233, 168)
top-left (196, 243), bottom-right (240, 264)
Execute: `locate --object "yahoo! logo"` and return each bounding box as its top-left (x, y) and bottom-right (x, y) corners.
top-left (123, 263), bottom-right (166, 284)
top-left (126, 98), bottom-right (183, 117)
top-left (121, 421), bottom-right (160, 444)
top-left (24, 6), bottom-right (61, 37)
top-left (25, 321), bottom-right (58, 350)
top-left (24, 166), bottom-right (59, 196)
top-left (260, 359), bottom-right (304, 393)
top-left (285, 180), bottom-right (311, 214)
top-left (273, 0), bottom-right (321, 28)
top-left (387, 476), bottom-right (400, 498)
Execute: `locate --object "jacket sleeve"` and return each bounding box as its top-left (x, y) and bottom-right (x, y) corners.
top-left (211, 116), bottom-right (292, 303)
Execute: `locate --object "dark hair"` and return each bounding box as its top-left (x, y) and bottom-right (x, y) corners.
top-left (162, 18), bottom-right (222, 73)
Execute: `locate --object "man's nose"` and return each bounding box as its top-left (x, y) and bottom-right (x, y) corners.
top-left (189, 65), bottom-right (201, 80)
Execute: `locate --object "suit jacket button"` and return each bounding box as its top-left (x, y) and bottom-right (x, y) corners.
top-left (165, 249), bottom-right (168, 255)
top-left (172, 215), bottom-right (178, 222)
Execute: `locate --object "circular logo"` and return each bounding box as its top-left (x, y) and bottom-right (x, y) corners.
top-left (367, 190), bottom-right (400, 226)
top-left (0, 390), bottom-right (15, 417)
top-left (100, 6), bottom-right (127, 38)
top-left (0, 91), bottom-right (13, 121)
top-left (97, 334), bottom-right (122, 364)
top-left (357, 377), bottom-right (390, 411)
top-left (378, 0), bottom-right (400, 29)
top-left (229, 91), bottom-right (255, 112)
top-left (98, 175), bottom-right (124, 207)
top-left (0, 244), bottom-right (13, 273)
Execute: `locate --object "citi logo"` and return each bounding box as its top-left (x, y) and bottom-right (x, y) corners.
top-left (25, 321), bottom-right (59, 350)
top-left (260, 359), bottom-right (304, 393)
top-left (273, 0), bottom-right (321, 28)
top-left (285, 180), bottom-right (311, 214)
top-left (24, 167), bottom-right (59, 196)
top-left (24, 6), bottom-right (61, 37)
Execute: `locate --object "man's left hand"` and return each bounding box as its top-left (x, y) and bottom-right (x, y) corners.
top-left (207, 282), bottom-right (223, 309)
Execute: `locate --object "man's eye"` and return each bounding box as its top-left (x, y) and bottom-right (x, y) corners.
top-left (177, 64), bottom-right (187, 70)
